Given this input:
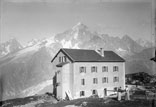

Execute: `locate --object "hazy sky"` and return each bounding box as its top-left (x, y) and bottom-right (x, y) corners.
top-left (0, 0), bottom-right (154, 45)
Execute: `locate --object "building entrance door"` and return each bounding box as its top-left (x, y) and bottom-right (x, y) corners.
top-left (104, 88), bottom-right (107, 96)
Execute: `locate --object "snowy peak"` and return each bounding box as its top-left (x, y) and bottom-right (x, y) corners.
top-left (72, 22), bottom-right (88, 31)
top-left (0, 38), bottom-right (23, 57)
top-left (9, 38), bottom-right (23, 49)
top-left (122, 35), bottom-right (134, 42)
top-left (6, 38), bottom-right (22, 48)
top-left (27, 39), bottom-right (39, 47)
top-left (26, 37), bottom-right (55, 48)
top-left (54, 22), bottom-right (96, 49)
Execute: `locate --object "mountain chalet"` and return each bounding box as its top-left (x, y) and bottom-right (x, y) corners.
top-left (51, 48), bottom-right (125, 99)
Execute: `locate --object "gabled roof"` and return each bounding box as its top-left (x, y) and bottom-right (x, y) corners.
top-left (51, 48), bottom-right (125, 62)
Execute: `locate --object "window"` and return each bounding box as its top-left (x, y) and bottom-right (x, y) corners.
top-left (80, 91), bottom-right (85, 96)
top-left (59, 56), bottom-right (67, 62)
top-left (93, 78), bottom-right (98, 84)
top-left (113, 77), bottom-right (119, 82)
top-left (64, 56), bottom-right (67, 62)
top-left (102, 77), bottom-right (108, 83)
top-left (91, 66), bottom-right (97, 73)
top-left (80, 67), bottom-right (86, 73)
top-left (113, 66), bottom-right (119, 72)
top-left (59, 57), bottom-right (61, 62)
top-left (92, 90), bottom-right (97, 95)
top-left (62, 56), bottom-right (64, 62)
top-left (81, 79), bottom-right (85, 85)
top-left (102, 66), bottom-right (108, 72)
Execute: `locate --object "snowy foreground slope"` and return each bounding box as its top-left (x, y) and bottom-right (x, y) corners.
top-left (0, 22), bottom-right (155, 100)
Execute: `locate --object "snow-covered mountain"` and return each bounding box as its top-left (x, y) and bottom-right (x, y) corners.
top-left (27, 39), bottom-right (39, 47)
top-left (0, 38), bottom-right (23, 57)
top-left (0, 22), bottom-right (154, 100)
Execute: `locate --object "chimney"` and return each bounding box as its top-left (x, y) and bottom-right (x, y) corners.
top-left (96, 48), bottom-right (104, 57)
top-left (100, 48), bottom-right (105, 57)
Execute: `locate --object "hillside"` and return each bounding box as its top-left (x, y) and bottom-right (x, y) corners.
top-left (125, 47), bottom-right (156, 75)
top-left (1, 94), bottom-right (154, 107)
top-left (126, 72), bottom-right (156, 86)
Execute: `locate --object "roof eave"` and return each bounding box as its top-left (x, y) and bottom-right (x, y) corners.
top-left (51, 49), bottom-right (74, 63)
top-left (51, 50), bottom-right (61, 63)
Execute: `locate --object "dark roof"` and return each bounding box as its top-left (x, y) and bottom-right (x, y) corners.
top-left (51, 48), bottom-right (125, 62)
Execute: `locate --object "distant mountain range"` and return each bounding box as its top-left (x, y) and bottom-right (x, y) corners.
top-left (0, 22), bottom-right (155, 100)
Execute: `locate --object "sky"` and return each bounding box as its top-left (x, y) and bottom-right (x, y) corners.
top-left (0, 0), bottom-right (154, 45)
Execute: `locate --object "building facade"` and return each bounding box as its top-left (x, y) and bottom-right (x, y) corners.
top-left (51, 48), bottom-right (125, 99)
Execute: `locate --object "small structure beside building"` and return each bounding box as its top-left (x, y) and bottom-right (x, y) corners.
top-left (51, 48), bottom-right (125, 99)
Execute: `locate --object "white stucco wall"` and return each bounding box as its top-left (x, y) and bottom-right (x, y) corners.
top-left (61, 63), bottom-right (73, 99)
top-left (72, 62), bottom-right (125, 99)
top-left (56, 63), bottom-right (74, 99)
top-left (52, 51), bottom-right (72, 99)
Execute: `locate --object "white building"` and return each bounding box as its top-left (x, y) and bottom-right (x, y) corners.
top-left (51, 48), bottom-right (125, 99)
